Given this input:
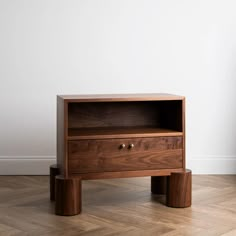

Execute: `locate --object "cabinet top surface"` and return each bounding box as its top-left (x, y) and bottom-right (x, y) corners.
top-left (58, 93), bottom-right (184, 102)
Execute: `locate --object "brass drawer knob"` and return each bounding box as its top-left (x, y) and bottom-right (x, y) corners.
top-left (129, 143), bottom-right (134, 149)
top-left (120, 144), bottom-right (126, 149)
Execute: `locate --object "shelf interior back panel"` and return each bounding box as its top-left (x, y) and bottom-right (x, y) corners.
top-left (68, 101), bottom-right (183, 132)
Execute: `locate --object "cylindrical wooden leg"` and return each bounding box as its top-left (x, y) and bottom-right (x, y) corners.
top-left (166, 169), bottom-right (192, 208)
top-left (55, 176), bottom-right (82, 216)
top-left (151, 176), bottom-right (167, 194)
top-left (50, 164), bottom-right (60, 201)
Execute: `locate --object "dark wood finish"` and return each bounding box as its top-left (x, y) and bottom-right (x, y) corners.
top-left (151, 176), bottom-right (167, 194)
top-left (1, 176), bottom-right (235, 235)
top-left (68, 102), bottom-right (161, 129)
top-left (68, 137), bottom-right (183, 154)
top-left (69, 150), bottom-right (182, 173)
top-left (50, 164), bottom-right (60, 201)
top-left (160, 100), bottom-right (183, 132)
top-left (68, 137), bottom-right (183, 174)
top-left (53, 93), bottom-right (191, 215)
top-left (57, 96), bottom-right (68, 177)
top-left (182, 98), bottom-right (186, 170)
top-left (166, 169), bottom-right (192, 208)
top-left (68, 127), bottom-right (183, 140)
top-left (70, 168), bottom-right (184, 180)
top-left (68, 101), bottom-right (183, 133)
top-left (55, 175), bottom-right (81, 216)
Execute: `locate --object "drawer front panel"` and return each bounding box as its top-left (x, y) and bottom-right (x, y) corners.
top-left (68, 137), bottom-right (183, 174)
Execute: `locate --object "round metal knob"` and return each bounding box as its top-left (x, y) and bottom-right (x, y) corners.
top-left (129, 143), bottom-right (134, 149)
top-left (120, 144), bottom-right (126, 149)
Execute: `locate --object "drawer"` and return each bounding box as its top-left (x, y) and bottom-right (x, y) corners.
top-left (68, 137), bottom-right (183, 174)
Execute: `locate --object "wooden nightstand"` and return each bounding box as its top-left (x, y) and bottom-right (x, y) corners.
top-left (50, 93), bottom-right (192, 216)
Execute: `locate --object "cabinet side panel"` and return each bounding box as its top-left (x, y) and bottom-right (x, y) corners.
top-left (57, 97), bottom-right (67, 176)
top-left (182, 98), bottom-right (186, 169)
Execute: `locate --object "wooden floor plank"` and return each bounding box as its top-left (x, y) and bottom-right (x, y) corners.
top-left (0, 175), bottom-right (235, 235)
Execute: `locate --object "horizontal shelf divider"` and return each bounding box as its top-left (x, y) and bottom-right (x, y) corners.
top-left (67, 127), bottom-right (183, 140)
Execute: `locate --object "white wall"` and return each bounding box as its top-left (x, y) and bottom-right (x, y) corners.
top-left (0, 0), bottom-right (236, 174)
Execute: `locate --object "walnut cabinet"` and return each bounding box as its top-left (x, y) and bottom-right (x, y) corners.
top-left (50, 94), bottom-right (192, 216)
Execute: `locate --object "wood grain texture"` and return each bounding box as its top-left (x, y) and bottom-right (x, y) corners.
top-left (55, 176), bottom-right (81, 216)
top-left (68, 137), bottom-right (183, 154)
top-left (58, 93), bottom-right (185, 102)
top-left (57, 96), bottom-right (68, 177)
top-left (71, 168), bottom-right (184, 180)
top-left (0, 175), bottom-right (235, 235)
top-left (68, 127), bottom-right (183, 140)
top-left (69, 150), bottom-right (183, 174)
top-left (68, 101), bottom-right (183, 133)
top-left (68, 137), bottom-right (183, 174)
top-left (56, 93), bottom-right (187, 216)
top-left (68, 101), bottom-right (161, 129)
top-left (167, 169), bottom-right (192, 208)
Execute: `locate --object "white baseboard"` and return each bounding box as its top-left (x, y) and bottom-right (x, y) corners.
top-left (0, 156), bottom-right (235, 175)
top-left (188, 156), bottom-right (236, 174)
top-left (0, 156), bottom-right (56, 175)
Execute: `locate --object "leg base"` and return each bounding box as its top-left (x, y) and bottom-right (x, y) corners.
top-left (151, 176), bottom-right (167, 194)
top-left (55, 176), bottom-right (82, 216)
top-left (50, 164), bottom-right (60, 201)
top-left (166, 169), bottom-right (192, 208)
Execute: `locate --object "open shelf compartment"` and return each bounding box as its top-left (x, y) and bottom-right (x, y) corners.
top-left (67, 100), bottom-right (183, 140)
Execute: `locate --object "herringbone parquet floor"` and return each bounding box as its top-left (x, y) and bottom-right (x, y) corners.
top-left (0, 175), bottom-right (235, 236)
